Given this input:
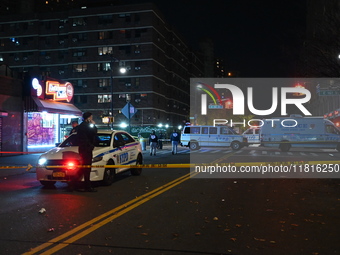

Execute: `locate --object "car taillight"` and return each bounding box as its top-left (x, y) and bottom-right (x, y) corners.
top-left (65, 161), bottom-right (78, 171)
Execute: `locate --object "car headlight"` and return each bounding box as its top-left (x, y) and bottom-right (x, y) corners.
top-left (92, 156), bottom-right (103, 163)
top-left (38, 158), bottom-right (47, 166)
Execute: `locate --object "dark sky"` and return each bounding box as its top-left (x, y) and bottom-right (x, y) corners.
top-left (124, 0), bottom-right (306, 77)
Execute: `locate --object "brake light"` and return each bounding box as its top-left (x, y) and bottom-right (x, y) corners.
top-left (65, 161), bottom-right (78, 171)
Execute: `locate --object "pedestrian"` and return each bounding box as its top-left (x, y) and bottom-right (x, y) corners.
top-left (170, 129), bottom-right (181, 155)
top-left (158, 131), bottom-right (164, 149)
top-left (69, 120), bottom-right (79, 135)
top-left (149, 130), bottom-right (158, 156)
top-left (76, 112), bottom-right (98, 192)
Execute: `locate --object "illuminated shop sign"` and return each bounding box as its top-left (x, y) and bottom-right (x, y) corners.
top-left (31, 78), bottom-right (74, 102)
top-left (46, 80), bottom-right (74, 102)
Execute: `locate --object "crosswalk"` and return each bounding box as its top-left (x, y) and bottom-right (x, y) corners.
top-left (143, 148), bottom-right (339, 156)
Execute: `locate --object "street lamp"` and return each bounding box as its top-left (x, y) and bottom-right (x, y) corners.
top-left (109, 55), bottom-right (127, 130)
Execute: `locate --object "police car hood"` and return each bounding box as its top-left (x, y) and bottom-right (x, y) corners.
top-left (41, 146), bottom-right (109, 160)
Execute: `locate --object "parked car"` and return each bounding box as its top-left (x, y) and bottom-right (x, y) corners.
top-left (36, 130), bottom-right (143, 186)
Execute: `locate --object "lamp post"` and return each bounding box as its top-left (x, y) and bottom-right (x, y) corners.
top-left (109, 54), bottom-right (127, 130)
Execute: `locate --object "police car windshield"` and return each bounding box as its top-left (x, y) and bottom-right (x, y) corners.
top-left (59, 134), bottom-right (112, 147)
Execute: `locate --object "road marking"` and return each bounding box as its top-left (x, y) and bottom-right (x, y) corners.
top-left (23, 150), bottom-right (240, 255)
top-left (23, 172), bottom-right (197, 255)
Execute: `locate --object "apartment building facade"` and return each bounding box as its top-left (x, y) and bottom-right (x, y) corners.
top-left (0, 3), bottom-right (204, 130)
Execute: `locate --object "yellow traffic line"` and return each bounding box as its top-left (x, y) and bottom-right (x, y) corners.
top-left (22, 150), bottom-right (236, 254)
top-left (23, 172), bottom-right (198, 255)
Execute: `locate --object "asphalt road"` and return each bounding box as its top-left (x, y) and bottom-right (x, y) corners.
top-left (0, 145), bottom-right (339, 255)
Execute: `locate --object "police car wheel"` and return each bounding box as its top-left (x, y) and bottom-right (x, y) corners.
top-left (231, 141), bottom-right (241, 150)
top-left (102, 160), bottom-right (115, 186)
top-left (40, 180), bottom-right (56, 187)
top-left (131, 154), bottom-right (143, 176)
top-left (189, 142), bottom-right (199, 150)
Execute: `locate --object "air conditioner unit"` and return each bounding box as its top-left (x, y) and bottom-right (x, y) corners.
top-left (14, 57), bottom-right (19, 61)
top-left (72, 38), bottom-right (78, 42)
top-left (59, 40), bottom-right (64, 44)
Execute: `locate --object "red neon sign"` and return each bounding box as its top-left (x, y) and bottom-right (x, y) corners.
top-left (46, 80), bottom-right (74, 102)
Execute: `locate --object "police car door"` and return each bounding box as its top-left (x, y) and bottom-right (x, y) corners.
top-left (325, 125), bottom-right (340, 147)
top-left (113, 133), bottom-right (129, 172)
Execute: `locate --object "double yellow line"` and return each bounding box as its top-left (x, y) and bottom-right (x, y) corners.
top-left (23, 171), bottom-right (198, 255)
top-left (23, 151), bottom-right (237, 254)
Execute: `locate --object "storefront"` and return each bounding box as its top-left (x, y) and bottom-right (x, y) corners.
top-left (24, 77), bottom-right (82, 152)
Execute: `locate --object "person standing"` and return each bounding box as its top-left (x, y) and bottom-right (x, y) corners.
top-left (158, 131), bottom-right (164, 149)
top-left (149, 130), bottom-right (158, 156)
top-left (170, 129), bottom-right (181, 155)
top-left (77, 112), bottom-right (97, 192)
top-left (69, 120), bottom-right (79, 135)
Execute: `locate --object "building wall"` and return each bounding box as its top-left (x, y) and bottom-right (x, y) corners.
top-left (0, 75), bottom-right (23, 153)
top-left (0, 3), bottom-right (204, 129)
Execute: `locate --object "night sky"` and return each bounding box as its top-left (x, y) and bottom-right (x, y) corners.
top-left (125, 0), bottom-right (306, 77)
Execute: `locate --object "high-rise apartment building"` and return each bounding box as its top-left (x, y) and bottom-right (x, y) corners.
top-left (0, 2), bottom-right (204, 129)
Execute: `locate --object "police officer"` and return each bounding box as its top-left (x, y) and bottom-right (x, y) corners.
top-left (77, 112), bottom-right (97, 192)
top-left (149, 130), bottom-right (158, 156)
top-left (170, 129), bottom-right (181, 155)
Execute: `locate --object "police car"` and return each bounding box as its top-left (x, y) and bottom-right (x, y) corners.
top-left (36, 130), bottom-right (143, 187)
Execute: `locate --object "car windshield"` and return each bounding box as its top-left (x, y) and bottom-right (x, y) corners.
top-left (59, 133), bottom-right (112, 147)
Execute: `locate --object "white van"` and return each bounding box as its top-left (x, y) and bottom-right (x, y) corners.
top-left (260, 116), bottom-right (340, 152)
top-left (242, 127), bottom-right (260, 144)
top-left (181, 125), bottom-right (246, 150)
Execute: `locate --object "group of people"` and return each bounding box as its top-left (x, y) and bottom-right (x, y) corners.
top-left (149, 129), bottom-right (181, 156)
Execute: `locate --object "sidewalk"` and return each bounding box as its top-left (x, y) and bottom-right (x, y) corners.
top-left (0, 153), bottom-right (42, 178)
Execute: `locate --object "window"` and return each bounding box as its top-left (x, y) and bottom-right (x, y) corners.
top-left (134, 61), bottom-right (141, 70)
top-left (209, 127), bottom-right (217, 135)
top-left (98, 15), bottom-right (113, 25)
top-left (98, 63), bottom-right (111, 71)
top-left (73, 64), bottom-right (87, 72)
top-left (326, 125), bottom-right (339, 134)
top-left (98, 95), bottom-right (111, 103)
top-left (134, 45), bottom-right (141, 54)
top-left (98, 46), bottom-right (112, 55)
top-left (220, 127), bottom-right (231, 135)
top-left (74, 95), bottom-right (87, 104)
top-left (75, 80), bottom-right (87, 87)
top-left (202, 127), bottom-right (209, 134)
top-left (73, 50), bottom-right (86, 57)
top-left (99, 79), bottom-right (110, 87)
top-left (99, 31), bottom-right (112, 40)
top-left (72, 33), bottom-right (87, 42)
top-left (72, 17), bottom-right (87, 26)
top-left (118, 13), bottom-right (131, 22)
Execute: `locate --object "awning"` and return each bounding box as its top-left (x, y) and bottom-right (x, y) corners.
top-left (30, 97), bottom-right (82, 116)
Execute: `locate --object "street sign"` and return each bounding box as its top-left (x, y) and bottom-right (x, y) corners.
top-left (319, 90), bottom-right (340, 96)
top-left (122, 103), bottom-right (137, 119)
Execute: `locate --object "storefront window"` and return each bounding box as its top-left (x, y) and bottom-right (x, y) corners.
top-left (27, 112), bottom-right (58, 147)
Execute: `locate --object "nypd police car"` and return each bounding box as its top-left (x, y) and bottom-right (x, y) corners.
top-left (36, 130), bottom-right (143, 186)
